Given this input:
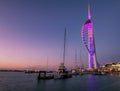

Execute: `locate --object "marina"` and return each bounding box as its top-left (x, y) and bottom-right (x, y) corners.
top-left (0, 0), bottom-right (120, 91)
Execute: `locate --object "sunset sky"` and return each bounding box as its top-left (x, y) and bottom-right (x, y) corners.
top-left (0, 0), bottom-right (120, 70)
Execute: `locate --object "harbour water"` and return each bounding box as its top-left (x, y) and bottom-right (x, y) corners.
top-left (0, 72), bottom-right (120, 91)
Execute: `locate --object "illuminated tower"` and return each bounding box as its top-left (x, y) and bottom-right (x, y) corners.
top-left (81, 5), bottom-right (97, 69)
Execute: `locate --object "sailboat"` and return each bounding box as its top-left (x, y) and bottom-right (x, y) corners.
top-left (54, 28), bottom-right (72, 79)
top-left (37, 58), bottom-right (54, 80)
top-left (71, 50), bottom-right (81, 75)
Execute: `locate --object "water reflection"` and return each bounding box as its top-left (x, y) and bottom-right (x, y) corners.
top-left (87, 75), bottom-right (98, 91)
top-left (54, 79), bottom-right (67, 91)
top-left (36, 79), bottom-right (69, 91)
top-left (110, 72), bottom-right (120, 77)
top-left (36, 80), bottom-right (47, 91)
top-left (0, 72), bottom-right (120, 91)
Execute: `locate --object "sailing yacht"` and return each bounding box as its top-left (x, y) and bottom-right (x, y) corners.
top-left (54, 29), bottom-right (72, 79)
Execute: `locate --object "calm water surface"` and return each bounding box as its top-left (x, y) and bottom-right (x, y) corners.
top-left (0, 72), bottom-right (120, 91)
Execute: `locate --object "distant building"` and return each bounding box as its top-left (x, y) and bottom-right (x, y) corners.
top-left (101, 62), bottom-right (120, 72)
top-left (111, 62), bottom-right (120, 71)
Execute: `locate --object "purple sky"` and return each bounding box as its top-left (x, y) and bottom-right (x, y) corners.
top-left (0, 0), bottom-right (120, 70)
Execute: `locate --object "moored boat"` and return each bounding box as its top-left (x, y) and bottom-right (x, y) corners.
top-left (54, 63), bottom-right (72, 79)
top-left (38, 71), bottom-right (54, 80)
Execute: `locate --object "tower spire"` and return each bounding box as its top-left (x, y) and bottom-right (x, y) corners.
top-left (88, 3), bottom-right (91, 19)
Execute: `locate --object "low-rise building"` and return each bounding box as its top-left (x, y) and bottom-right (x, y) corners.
top-left (102, 62), bottom-right (120, 72)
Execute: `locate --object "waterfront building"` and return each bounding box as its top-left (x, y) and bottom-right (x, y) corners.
top-left (111, 62), bottom-right (120, 71)
top-left (101, 62), bottom-right (120, 72)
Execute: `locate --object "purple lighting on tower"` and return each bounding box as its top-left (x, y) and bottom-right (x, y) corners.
top-left (81, 5), bottom-right (97, 69)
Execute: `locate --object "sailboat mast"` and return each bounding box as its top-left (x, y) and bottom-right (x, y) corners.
top-left (75, 50), bottom-right (77, 67)
top-left (80, 49), bottom-right (84, 69)
top-left (47, 57), bottom-right (48, 71)
top-left (63, 28), bottom-right (66, 65)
